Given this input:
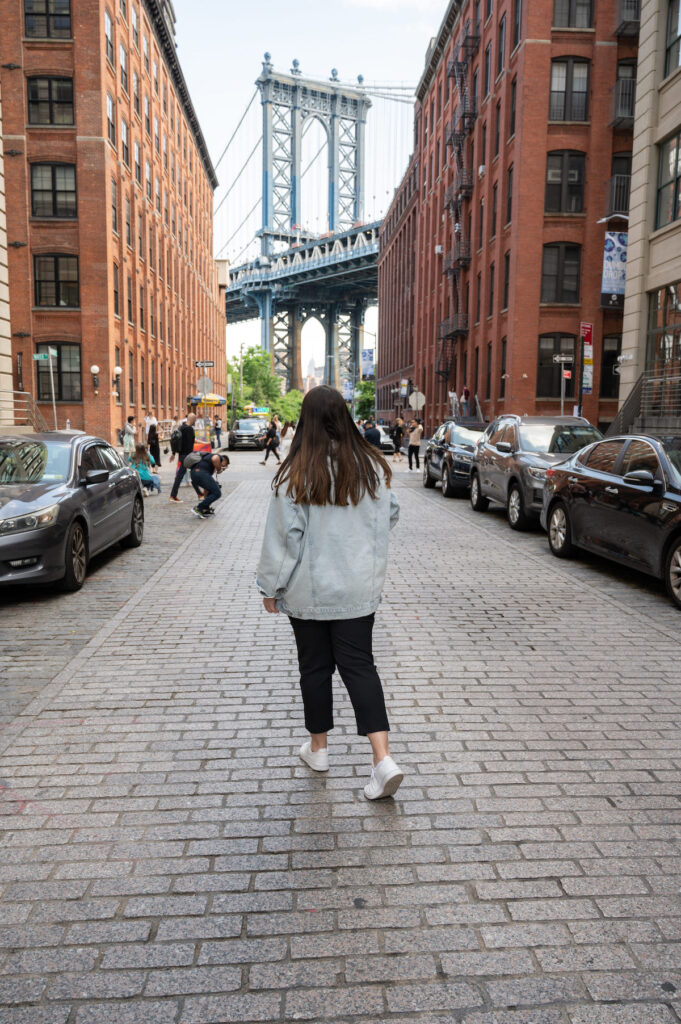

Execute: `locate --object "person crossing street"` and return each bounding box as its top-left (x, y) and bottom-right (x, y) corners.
top-left (169, 413), bottom-right (197, 503)
top-left (190, 451), bottom-right (230, 518)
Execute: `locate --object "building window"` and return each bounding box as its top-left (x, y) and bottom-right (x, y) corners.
top-left (113, 263), bottom-right (120, 317)
top-left (104, 9), bottom-right (114, 64)
top-left (155, 176), bottom-right (161, 212)
top-left (545, 150), bottom-right (585, 213)
top-left (478, 199), bottom-right (484, 248)
top-left (150, 296), bottom-right (155, 338)
top-left (486, 0), bottom-right (492, 18)
top-left (134, 141), bottom-right (141, 184)
top-left (114, 345), bottom-right (121, 402)
top-left (111, 177), bottom-right (118, 233)
top-left (509, 77), bottom-right (517, 136)
top-left (541, 243), bottom-right (581, 303)
top-left (494, 101), bottom-right (501, 158)
top-left (149, 226), bottom-right (154, 267)
top-left (553, 0), bottom-right (592, 28)
top-left (143, 34), bottom-right (149, 73)
top-left (30, 163), bottom-right (76, 218)
top-left (486, 341), bottom-right (492, 398)
top-left (125, 195), bottom-right (131, 246)
top-left (120, 0), bottom-right (126, 20)
top-left (537, 334), bottom-right (576, 397)
top-left (550, 58), bottom-right (589, 121)
top-left (503, 250), bottom-right (510, 310)
top-left (162, 82), bottom-right (167, 114)
top-left (601, 334), bottom-right (621, 399)
top-left (480, 121), bottom-right (487, 167)
top-left (154, 116), bottom-right (160, 153)
top-left (497, 15), bottom-right (506, 75)
top-left (512, 0), bottom-right (522, 48)
top-left (163, 133), bottom-right (168, 169)
top-left (133, 71), bottom-right (140, 116)
top-left (488, 262), bottom-right (495, 317)
top-left (646, 280), bottom-right (681, 371)
top-left (27, 77), bottom-right (74, 125)
top-left (120, 44), bottom-right (128, 93)
top-left (153, 59), bottom-right (159, 94)
top-left (144, 95), bottom-right (150, 135)
top-left (140, 356), bottom-right (145, 405)
top-left (127, 274), bottom-right (134, 322)
top-left (128, 352), bottom-right (134, 404)
top-left (656, 130), bottom-right (681, 229)
top-left (36, 342), bottom-right (81, 401)
top-left (145, 160), bottom-right (152, 199)
top-left (506, 164), bottom-right (513, 223)
top-left (476, 272), bottom-right (482, 323)
top-left (667, 0), bottom-right (681, 76)
top-left (25, 0), bottom-right (71, 38)
top-left (34, 254), bottom-right (79, 307)
top-left (139, 285), bottom-right (145, 331)
top-left (138, 213), bottom-right (143, 254)
top-left (491, 183), bottom-right (498, 237)
top-left (484, 43), bottom-right (492, 96)
top-left (121, 119), bottom-right (129, 166)
top-left (500, 337), bottom-right (507, 398)
top-left (106, 94), bottom-right (116, 146)
top-left (131, 4), bottom-right (138, 47)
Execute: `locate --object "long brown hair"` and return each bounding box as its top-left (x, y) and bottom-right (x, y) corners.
top-left (273, 385), bottom-right (391, 506)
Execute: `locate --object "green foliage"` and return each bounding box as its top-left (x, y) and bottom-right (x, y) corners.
top-left (274, 389), bottom-right (304, 424)
top-left (355, 380), bottom-right (375, 420)
top-left (227, 347), bottom-right (303, 425)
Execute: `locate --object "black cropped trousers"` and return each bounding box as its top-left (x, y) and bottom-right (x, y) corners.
top-left (289, 613), bottom-right (390, 736)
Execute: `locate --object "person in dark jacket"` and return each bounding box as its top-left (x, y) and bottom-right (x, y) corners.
top-left (169, 413), bottom-right (196, 503)
top-left (190, 451), bottom-right (230, 518)
top-left (363, 420), bottom-right (381, 448)
top-left (147, 422), bottom-right (161, 467)
top-left (260, 421), bottom-right (281, 465)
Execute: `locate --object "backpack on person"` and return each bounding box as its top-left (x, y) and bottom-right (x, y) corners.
top-left (170, 427), bottom-right (182, 454)
top-left (183, 451), bottom-right (203, 469)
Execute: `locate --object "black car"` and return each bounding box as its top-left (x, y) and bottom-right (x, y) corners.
top-left (423, 421), bottom-right (485, 496)
top-left (227, 418), bottom-right (268, 451)
top-left (470, 415), bottom-right (603, 529)
top-left (541, 434), bottom-right (681, 609)
top-left (0, 432), bottom-right (143, 591)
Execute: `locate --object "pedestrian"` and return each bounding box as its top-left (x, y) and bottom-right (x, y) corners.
top-left (130, 442), bottom-right (161, 494)
top-left (407, 418), bottom-right (423, 471)
top-left (280, 421), bottom-right (294, 455)
top-left (189, 450), bottom-right (230, 518)
top-left (363, 419), bottom-right (381, 448)
top-left (392, 417), bottom-right (404, 464)
top-left (123, 415), bottom-right (136, 463)
top-left (144, 409), bottom-right (157, 438)
top-left (256, 385), bottom-right (404, 800)
top-left (169, 412), bottom-right (197, 503)
top-left (147, 422), bottom-right (161, 467)
top-left (214, 414), bottom-right (223, 448)
top-left (260, 420), bottom-right (281, 465)
top-left (461, 384), bottom-right (471, 417)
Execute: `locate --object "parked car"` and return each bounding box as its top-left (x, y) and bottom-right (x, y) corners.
top-left (227, 418), bottom-right (268, 451)
top-left (423, 420), bottom-right (486, 496)
top-left (0, 432), bottom-right (143, 592)
top-left (542, 434), bottom-right (681, 609)
top-left (470, 415), bottom-right (603, 529)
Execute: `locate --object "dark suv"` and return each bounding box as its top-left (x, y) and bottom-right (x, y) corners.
top-left (227, 419), bottom-right (268, 451)
top-left (470, 415), bottom-right (602, 529)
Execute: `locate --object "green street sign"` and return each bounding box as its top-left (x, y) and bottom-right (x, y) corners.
top-left (49, 347), bottom-right (58, 357)
top-left (33, 353), bottom-right (50, 361)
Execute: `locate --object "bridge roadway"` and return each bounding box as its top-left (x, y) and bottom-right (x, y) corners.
top-left (0, 452), bottom-right (680, 1022)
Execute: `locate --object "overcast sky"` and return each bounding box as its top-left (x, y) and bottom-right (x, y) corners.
top-left (171, 0), bottom-right (446, 368)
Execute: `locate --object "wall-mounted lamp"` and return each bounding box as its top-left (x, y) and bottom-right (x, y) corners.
top-left (90, 364), bottom-right (100, 393)
top-left (112, 364), bottom-right (122, 397)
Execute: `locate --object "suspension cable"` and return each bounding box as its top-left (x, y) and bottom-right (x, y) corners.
top-left (215, 197), bottom-right (261, 259)
top-left (213, 88), bottom-right (259, 171)
top-left (214, 136), bottom-right (261, 217)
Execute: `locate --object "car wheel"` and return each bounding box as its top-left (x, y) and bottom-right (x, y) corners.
top-left (441, 465), bottom-right (455, 498)
top-left (470, 472), bottom-right (488, 511)
top-left (422, 460), bottom-right (435, 488)
top-left (507, 483), bottom-right (531, 531)
top-left (60, 520), bottom-right (88, 592)
top-left (547, 501), bottom-right (573, 558)
top-left (121, 496), bottom-right (144, 549)
top-left (664, 536), bottom-right (681, 610)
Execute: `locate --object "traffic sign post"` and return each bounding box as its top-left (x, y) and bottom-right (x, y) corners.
top-left (194, 360), bottom-right (214, 368)
top-left (578, 322), bottom-right (593, 416)
top-left (553, 354), bottom-right (573, 417)
top-left (33, 349), bottom-right (58, 429)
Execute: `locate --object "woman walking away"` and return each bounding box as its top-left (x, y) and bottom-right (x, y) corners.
top-left (256, 385), bottom-right (404, 800)
top-left (260, 420), bottom-right (281, 465)
top-left (147, 422), bottom-right (161, 467)
top-left (392, 417), bottom-right (404, 463)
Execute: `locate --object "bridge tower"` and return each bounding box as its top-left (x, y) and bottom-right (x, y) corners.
top-left (253, 55), bottom-right (372, 391)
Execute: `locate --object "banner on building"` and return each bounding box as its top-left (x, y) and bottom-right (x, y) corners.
top-left (601, 232), bottom-right (628, 309)
top-left (342, 380), bottom-right (353, 401)
top-left (580, 322), bottom-right (593, 396)
top-left (361, 348), bottom-right (375, 380)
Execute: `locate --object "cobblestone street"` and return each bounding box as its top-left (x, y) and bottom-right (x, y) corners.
top-left (1, 451), bottom-right (680, 1023)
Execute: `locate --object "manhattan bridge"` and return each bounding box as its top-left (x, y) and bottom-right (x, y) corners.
top-left (215, 55), bottom-right (413, 392)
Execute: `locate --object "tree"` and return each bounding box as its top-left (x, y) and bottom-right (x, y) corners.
top-left (227, 347), bottom-right (304, 424)
top-left (355, 380), bottom-right (375, 420)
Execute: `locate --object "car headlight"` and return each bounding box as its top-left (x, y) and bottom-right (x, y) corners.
top-left (527, 467), bottom-right (547, 480)
top-left (457, 454), bottom-right (473, 463)
top-left (0, 503), bottom-right (60, 536)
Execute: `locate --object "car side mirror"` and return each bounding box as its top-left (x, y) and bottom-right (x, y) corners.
top-left (496, 441), bottom-right (513, 454)
top-left (622, 469), bottom-right (655, 488)
top-left (83, 469), bottom-right (109, 485)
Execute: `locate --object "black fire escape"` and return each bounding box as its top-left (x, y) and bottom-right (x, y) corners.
top-left (437, 17), bottom-right (479, 381)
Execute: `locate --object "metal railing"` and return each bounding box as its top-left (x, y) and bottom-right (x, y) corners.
top-left (443, 240), bottom-right (471, 272)
top-left (605, 373), bottom-right (644, 436)
top-left (606, 372), bottom-right (681, 436)
top-left (615, 0), bottom-right (640, 34)
top-left (437, 314), bottom-right (469, 338)
top-left (610, 78), bottom-right (636, 127)
top-left (0, 390), bottom-right (50, 431)
top-left (606, 173), bottom-right (631, 217)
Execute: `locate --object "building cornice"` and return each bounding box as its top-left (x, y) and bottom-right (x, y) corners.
top-left (416, 0), bottom-right (462, 103)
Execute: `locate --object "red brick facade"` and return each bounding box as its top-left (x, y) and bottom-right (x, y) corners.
top-left (377, 0), bottom-right (636, 435)
top-left (0, 0), bottom-right (225, 443)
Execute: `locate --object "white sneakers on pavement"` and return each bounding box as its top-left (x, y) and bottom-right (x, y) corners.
top-left (364, 756), bottom-right (404, 800)
top-left (299, 740), bottom-right (329, 772)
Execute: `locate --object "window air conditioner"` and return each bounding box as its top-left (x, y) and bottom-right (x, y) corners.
top-left (435, 244), bottom-right (443, 254)
top-left (478, 164), bottom-right (486, 178)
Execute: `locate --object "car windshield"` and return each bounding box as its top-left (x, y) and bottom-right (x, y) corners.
top-left (0, 440), bottom-right (72, 484)
top-left (449, 426), bottom-right (483, 447)
top-left (235, 420), bottom-right (262, 432)
top-left (660, 437), bottom-right (681, 483)
top-left (518, 424), bottom-right (602, 454)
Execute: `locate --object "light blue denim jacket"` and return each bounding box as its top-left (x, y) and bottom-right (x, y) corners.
top-left (256, 480), bottom-right (399, 620)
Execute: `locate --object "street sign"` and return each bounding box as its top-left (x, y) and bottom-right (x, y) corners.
top-left (195, 360), bottom-right (214, 368)
top-left (408, 390), bottom-right (426, 410)
top-left (33, 353), bottom-right (50, 361)
top-left (553, 354), bottom-right (572, 364)
top-left (580, 322), bottom-right (594, 396)
top-left (563, 370), bottom-right (572, 380)
top-left (196, 376), bottom-right (213, 393)
top-left (49, 347), bottom-right (57, 357)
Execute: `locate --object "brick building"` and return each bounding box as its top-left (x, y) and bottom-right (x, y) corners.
top-left (0, 0), bottom-right (225, 443)
top-left (377, 0), bottom-right (638, 434)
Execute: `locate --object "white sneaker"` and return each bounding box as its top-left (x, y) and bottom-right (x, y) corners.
top-left (364, 755), bottom-right (404, 800)
top-left (299, 740), bottom-right (329, 772)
